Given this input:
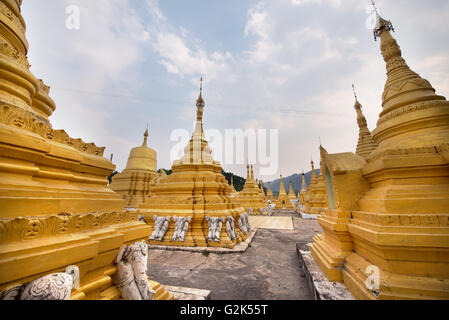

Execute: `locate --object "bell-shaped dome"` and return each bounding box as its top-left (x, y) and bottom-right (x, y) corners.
top-left (125, 128), bottom-right (157, 172)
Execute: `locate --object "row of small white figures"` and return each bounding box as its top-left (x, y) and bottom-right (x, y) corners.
top-left (0, 241), bottom-right (153, 300)
top-left (146, 213), bottom-right (251, 243)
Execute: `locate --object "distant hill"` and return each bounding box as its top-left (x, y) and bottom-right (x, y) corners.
top-left (263, 170), bottom-right (319, 196)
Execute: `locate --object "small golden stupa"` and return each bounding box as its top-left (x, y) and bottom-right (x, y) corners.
top-left (275, 175), bottom-right (294, 210)
top-left (303, 160), bottom-right (318, 213)
top-left (288, 181), bottom-right (297, 201)
top-left (109, 127), bottom-right (158, 208)
top-left (138, 80), bottom-right (250, 248)
top-left (353, 85), bottom-right (378, 159)
top-left (236, 164), bottom-right (266, 214)
top-left (266, 182), bottom-right (274, 202)
top-left (229, 175), bottom-right (239, 198)
top-left (308, 158), bottom-right (328, 215)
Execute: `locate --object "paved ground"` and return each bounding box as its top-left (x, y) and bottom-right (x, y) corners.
top-left (147, 211), bottom-right (322, 300)
top-left (248, 215), bottom-right (293, 230)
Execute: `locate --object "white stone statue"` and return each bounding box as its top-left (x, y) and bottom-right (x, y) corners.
top-left (205, 216), bottom-right (225, 242)
top-left (171, 216), bottom-right (191, 242)
top-left (0, 265), bottom-right (80, 300)
top-left (225, 216), bottom-right (237, 241)
top-left (114, 241), bottom-right (155, 300)
top-left (150, 216), bottom-right (171, 241)
top-left (238, 213), bottom-right (251, 235)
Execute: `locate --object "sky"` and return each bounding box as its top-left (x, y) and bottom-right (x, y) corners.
top-left (21, 0), bottom-right (449, 181)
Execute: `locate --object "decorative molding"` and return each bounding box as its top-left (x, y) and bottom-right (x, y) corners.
top-left (366, 145), bottom-right (440, 163)
top-left (377, 100), bottom-right (446, 126)
top-left (351, 211), bottom-right (449, 227)
top-left (0, 104), bottom-right (106, 156)
top-left (0, 211), bottom-right (138, 244)
top-left (0, 40), bottom-right (30, 69)
top-left (0, 1), bottom-right (26, 37)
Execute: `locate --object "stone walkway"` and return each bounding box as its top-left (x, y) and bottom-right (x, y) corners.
top-left (248, 215), bottom-right (293, 230)
top-left (147, 211), bottom-right (323, 300)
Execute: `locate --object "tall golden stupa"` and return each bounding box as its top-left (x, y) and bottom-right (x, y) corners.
top-left (236, 164), bottom-right (266, 214)
top-left (109, 128), bottom-right (158, 208)
top-left (312, 5), bottom-right (449, 300)
top-left (275, 175), bottom-right (294, 209)
top-left (138, 81), bottom-right (250, 248)
top-left (0, 0), bottom-right (171, 300)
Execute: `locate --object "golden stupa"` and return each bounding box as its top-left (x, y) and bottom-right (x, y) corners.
top-left (138, 81), bottom-right (250, 248)
top-left (308, 158), bottom-right (328, 215)
top-left (288, 181), bottom-right (297, 201)
top-left (275, 175), bottom-right (294, 210)
top-left (258, 179), bottom-right (267, 201)
top-left (109, 128), bottom-right (158, 208)
top-left (312, 5), bottom-right (449, 300)
top-left (297, 171), bottom-right (308, 212)
top-left (266, 182), bottom-right (274, 202)
top-left (229, 175), bottom-right (239, 198)
top-left (353, 85), bottom-right (378, 159)
top-left (0, 0), bottom-right (171, 300)
top-left (302, 160), bottom-right (318, 214)
top-left (236, 164), bottom-right (266, 214)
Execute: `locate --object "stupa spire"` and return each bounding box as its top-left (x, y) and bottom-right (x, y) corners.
top-left (250, 165), bottom-right (255, 181)
top-left (142, 125), bottom-right (149, 147)
top-left (352, 84), bottom-right (377, 158)
top-left (311, 159), bottom-right (317, 179)
top-left (301, 171), bottom-right (307, 191)
top-left (370, 2), bottom-right (445, 146)
top-left (196, 77), bottom-right (205, 122)
top-left (371, 0), bottom-right (394, 41)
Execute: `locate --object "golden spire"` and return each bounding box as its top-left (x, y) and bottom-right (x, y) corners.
top-left (371, 0), bottom-right (394, 41)
top-left (196, 77), bottom-right (205, 121)
top-left (351, 84), bottom-right (377, 158)
top-left (311, 158), bottom-right (317, 180)
top-left (371, 3), bottom-right (444, 139)
top-left (250, 165), bottom-right (255, 181)
top-left (142, 125), bottom-right (149, 147)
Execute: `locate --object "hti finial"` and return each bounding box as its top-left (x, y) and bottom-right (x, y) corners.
top-left (143, 125), bottom-right (149, 146)
top-left (352, 84), bottom-right (358, 100)
top-left (196, 77), bottom-right (205, 120)
top-left (370, 0), bottom-right (378, 16)
top-left (371, 0), bottom-right (394, 41)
